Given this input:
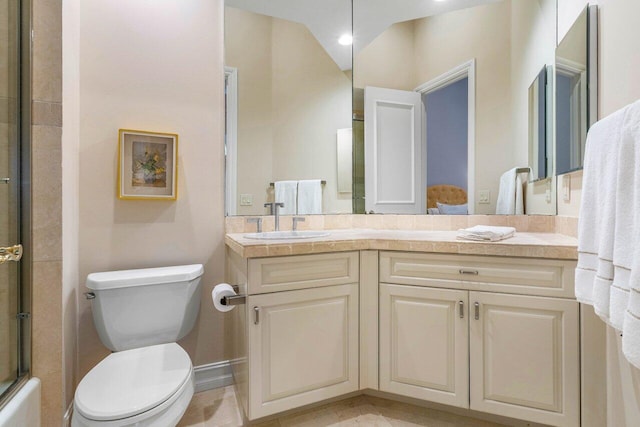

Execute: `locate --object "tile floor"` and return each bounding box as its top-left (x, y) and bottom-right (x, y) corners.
top-left (177, 386), bottom-right (507, 427)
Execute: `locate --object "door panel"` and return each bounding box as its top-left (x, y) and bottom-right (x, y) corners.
top-left (469, 292), bottom-right (579, 427)
top-left (380, 284), bottom-right (468, 408)
top-left (248, 284), bottom-right (358, 419)
top-left (364, 87), bottom-right (423, 214)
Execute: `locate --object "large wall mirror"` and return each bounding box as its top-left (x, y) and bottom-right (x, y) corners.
top-left (224, 0), bottom-right (558, 216)
top-left (555, 5), bottom-right (597, 175)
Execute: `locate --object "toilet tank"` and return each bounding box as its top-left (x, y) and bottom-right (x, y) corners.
top-left (86, 264), bottom-right (204, 352)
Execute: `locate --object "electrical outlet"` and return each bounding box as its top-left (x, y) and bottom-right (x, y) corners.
top-left (240, 194), bottom-right (253, 206)
top-left (478, 190), bottom-right (491, 204)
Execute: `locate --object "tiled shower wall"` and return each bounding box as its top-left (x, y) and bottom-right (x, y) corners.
top-left (31, 0), bottom-right (64, 423)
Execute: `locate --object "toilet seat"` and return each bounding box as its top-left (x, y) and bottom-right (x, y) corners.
top-left (74, 343), bottom-right (192, 423)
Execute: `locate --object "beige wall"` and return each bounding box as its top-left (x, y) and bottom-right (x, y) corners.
top-left (558, 0), bottom-right (591, 42)
top-left (227, 8), bottom-right (352, 216)
top-left (62, 0), bottom-right (80, 417)
top-left (76, 0), bottom-right (226, 381)
top-left (354, 21), bottom-right (416, 92)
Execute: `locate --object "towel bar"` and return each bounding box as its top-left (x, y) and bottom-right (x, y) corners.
top-left (269, 180), bottom-right (326, 187)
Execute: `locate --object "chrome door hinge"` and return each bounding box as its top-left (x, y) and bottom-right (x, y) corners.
top-left (17, 312), bottom-right (30, 320)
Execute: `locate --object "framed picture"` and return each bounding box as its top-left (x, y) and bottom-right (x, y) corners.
top-left (118, 129), bottom-right (178, 200)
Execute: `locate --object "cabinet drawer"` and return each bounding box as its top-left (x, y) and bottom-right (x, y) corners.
top-left (380, 252), bottom-right (575, 298)
top-left (248, 251), bottom-right (359, 294)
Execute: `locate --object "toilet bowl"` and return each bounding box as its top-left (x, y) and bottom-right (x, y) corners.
top-left (72, 265), bottom-right (204, 427)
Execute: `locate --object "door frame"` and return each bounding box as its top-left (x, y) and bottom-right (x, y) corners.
top-left (414, 59), bottom-right (476, 214)
top-left (224, 66), bottom-right (238, 216)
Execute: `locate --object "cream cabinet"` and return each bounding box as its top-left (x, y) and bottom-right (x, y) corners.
top-left (379, 284), bottom-right (469, 408)
top-left (378, 251), bottom-right (580, 427)
top-left (247, 283), bottom-right (359, 419)
top-left (469, 292), bottom-right (579, 427)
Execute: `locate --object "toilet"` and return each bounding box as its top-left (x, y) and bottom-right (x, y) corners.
top-left (72, 264), bottom-right (204, 427)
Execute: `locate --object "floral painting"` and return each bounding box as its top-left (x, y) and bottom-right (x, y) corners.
top-left (132, 142), bottom-right (167, 188)
top-left (118, 130), bottom-right (178, 200)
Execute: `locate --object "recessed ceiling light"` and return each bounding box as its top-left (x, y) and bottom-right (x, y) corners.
top-left (338, 34), bottom-right (353, 46)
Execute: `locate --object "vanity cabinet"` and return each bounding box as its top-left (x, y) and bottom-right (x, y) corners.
top-left (379, 284), bottom-right (469, 408)
top-left (244, 253), bottom-right (360, 420)
top-left (379, 252), bottom-right (580, 427)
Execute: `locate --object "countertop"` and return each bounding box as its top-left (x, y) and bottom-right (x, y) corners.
top-left (225, 229), bottom-right (578, 260)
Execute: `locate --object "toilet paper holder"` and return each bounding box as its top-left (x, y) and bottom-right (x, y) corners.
top-left (221, 285), bottom-right (246, 306)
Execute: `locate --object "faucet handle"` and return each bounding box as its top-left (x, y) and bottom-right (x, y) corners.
top-left (247, 217), bottom-right (263, 233)
top-left (264, 202), bottom-right (274, 215)
top-left (275, 202), bottom-right (285, 208)
top-left (292, 217), bottom-right (305, 231)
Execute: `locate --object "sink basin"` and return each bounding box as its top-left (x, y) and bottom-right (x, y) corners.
top-left (243, 230), bottom-right (330, 240)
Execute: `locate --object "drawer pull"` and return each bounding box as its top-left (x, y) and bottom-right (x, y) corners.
top-left (459, 301), bottom-right (464, 319)
top-left (254, 306), bottom-right (260, 325)
top-left (474, 302), bottom-right (480, 320)
top-left (459, 269), bottom-right (479, 276)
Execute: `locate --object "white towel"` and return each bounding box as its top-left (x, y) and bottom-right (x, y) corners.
top-left (611, 102), bottom-right (640, 330)
top-left (297, 180), bottom-right (322, 214)
top-left (457, 225), bottom-right (516, 242)
top-left (621, 101), bottom-right (640, 368)
top-left (575, 107), bottom-right (627, 314)
top-left (496, 168), bottom-right (525, 214)
top-left (274, 181), bottom-right (297, 215)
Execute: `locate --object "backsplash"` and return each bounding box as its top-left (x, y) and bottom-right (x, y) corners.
top-left (226, 214), bottom-right (578, 237)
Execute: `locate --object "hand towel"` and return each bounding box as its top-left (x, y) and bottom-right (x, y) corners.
top-left (496, 168), bottom-right (525, 214)
top-left (575, 106), bottom-right (627, 313)
top-left (297, 180), bottom-right (322, 214)
top-left (274, 181), bottom-right (297, 215)
top-left (620, 100), bottom-right (640, 368)
top-left (457, 225), bottom-right (516, 242)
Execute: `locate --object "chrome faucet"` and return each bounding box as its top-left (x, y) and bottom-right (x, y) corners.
top-left (264, 202), bottom-right (285, 230)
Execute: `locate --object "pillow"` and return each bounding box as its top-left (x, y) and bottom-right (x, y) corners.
top-left (436, 202), bottom-right (468, 215)
top-left (427, 208), bottom-right (441, 215)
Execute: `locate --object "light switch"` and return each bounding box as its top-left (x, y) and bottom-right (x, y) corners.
top-left (563, 175), bottom-right (571, 202)
top-left (479, 190), bottom-right (491, 204)
top-left (240, 194), bottom-right (253, 206)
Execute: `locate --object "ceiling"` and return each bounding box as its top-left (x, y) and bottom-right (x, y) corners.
top-left (226, 0), bottom-right (501, 71)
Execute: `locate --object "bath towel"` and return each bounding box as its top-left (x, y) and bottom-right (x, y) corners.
top-left (496, 168), bottom-right (525, 215)
top-left (575, 106), bottom-right (627, 311)
top-left (297, 180), bottom-right (322, 214)
top-left (274, 181), bottom-right (297, 215)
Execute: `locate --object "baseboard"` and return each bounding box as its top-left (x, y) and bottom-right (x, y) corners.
top-left (63, 400), bottom-right (73, 427)
top-left (194, 360), bottom-right (234, 393)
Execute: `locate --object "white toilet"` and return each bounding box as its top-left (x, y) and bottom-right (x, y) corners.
top-left (72, 264), bottom-right (204, 427)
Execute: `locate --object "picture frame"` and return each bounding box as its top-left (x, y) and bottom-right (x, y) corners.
top-left (118, 129), bottom-right (178, 200)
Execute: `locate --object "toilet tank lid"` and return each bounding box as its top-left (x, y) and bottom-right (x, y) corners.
top-left (86, 264), bottom-right (204, 291)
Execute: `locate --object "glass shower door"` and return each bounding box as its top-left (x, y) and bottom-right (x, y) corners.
top-left (0, 0), bottom-right (23, 398)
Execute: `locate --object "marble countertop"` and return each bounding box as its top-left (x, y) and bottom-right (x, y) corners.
top-left (225, 229), bottom-right (578, 260)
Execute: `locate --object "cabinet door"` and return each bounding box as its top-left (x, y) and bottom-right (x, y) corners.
top-left (248, 284), bottom-right (359, 419)
top-left (380, 284), bottom-right (469, 408)
top-left (469, 292), bottom-right (579, 427)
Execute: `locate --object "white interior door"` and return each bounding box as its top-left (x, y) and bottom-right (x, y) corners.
top-left (364, 87), bottom-right (424, 214)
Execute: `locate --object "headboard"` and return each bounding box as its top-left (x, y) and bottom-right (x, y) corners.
top-left (427, 185), bottom-right (468, 209)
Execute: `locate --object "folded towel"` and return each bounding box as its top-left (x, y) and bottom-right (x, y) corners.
top-left (297, 180), bottom-right (322, 214)
top-left (457, 225), bottom-right (516, 242)
top-left (496, 168), bottom-right (525, 214)
top-left (274, 181), bottom-right (297, 215)
top-left (575, 106), bottom-right (627, 313)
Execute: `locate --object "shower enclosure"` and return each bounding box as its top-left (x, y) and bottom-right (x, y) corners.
top-left (0, 0), bottom-right (30, 408)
